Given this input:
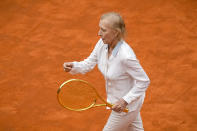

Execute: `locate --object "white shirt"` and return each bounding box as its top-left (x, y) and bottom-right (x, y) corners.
top-left (70, 39), bottom-right (150, 112)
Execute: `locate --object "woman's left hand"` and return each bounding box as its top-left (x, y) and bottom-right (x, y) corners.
top-left (112, 98), bottom-right (128, 113)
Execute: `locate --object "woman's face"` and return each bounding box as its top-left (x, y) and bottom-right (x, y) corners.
top-left (98, 19), bottom-right (118, 45)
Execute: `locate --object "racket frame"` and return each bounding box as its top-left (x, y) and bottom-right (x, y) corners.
top-left (57, 79), bottom-right (127, 112)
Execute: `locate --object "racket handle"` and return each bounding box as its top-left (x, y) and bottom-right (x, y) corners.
top-left (123, 108), bottom-right (129, 113)
top-left (107, 103), bottom-right (129, 113)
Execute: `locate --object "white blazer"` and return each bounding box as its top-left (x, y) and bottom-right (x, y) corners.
top-left (70, 39), bottom-right (150, 112)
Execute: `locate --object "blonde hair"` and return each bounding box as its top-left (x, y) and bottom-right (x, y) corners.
top-left (100, 12), bottom-right (126, 40)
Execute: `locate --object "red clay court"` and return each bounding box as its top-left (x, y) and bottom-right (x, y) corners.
top-left (0, 0), bottom-right (196, 130)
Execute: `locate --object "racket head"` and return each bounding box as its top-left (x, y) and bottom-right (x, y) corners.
top-left (57, 79), bottom-right (98, 111)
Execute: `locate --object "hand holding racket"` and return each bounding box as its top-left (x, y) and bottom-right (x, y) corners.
top-left (112, 98), bottom-right (128, 113)
top-left (57, 79), bottom-right (129, 113)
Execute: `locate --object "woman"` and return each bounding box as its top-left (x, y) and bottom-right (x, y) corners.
top-left (63, 12), bottom-right (150, 131)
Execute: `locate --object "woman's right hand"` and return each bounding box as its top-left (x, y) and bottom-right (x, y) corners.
top-left (63, 62), bottom-right (73, 72)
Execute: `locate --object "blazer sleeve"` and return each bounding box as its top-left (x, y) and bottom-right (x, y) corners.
top-left (122, 57), bottom-right (150, 104)
top-left (69, 39), bottom-right (102, 74)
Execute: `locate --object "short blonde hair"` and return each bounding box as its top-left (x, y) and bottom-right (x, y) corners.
top-left (100, 12), bottom-right (126, 40)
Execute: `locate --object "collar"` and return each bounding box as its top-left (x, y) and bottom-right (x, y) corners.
top-left (112, 40), bottom-right (123, 57)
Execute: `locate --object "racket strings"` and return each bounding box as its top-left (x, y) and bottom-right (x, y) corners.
top-left (58, 80), bottom-right (98, 110)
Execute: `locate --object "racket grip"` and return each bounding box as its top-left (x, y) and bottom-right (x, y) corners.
top-left (123, 108), bottom-right (129, 113)
top-left (107, 103), bottom-right (129, 113)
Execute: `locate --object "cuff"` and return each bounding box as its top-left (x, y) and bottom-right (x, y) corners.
top-left (122, 95), bottom-right (135, 104)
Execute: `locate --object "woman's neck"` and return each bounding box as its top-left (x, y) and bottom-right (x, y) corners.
top-left (108, 39), bottom-right (119, 51)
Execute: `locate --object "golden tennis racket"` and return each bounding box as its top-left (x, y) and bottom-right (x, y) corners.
top-left (57, 79), bottom-right (128, 112)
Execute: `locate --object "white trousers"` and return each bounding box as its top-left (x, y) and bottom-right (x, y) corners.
top-left (103, 110), bottom-right (144, 131)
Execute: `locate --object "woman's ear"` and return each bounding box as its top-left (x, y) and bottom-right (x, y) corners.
top-left (114, 30), bottom-right (119, 37)
top-left (115, 30), bottom-right (121, 39)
